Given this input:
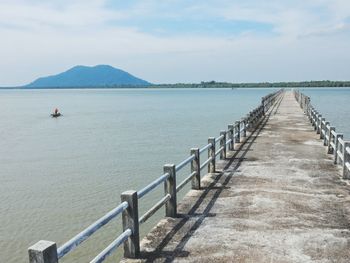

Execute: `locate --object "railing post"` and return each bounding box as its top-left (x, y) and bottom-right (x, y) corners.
top-left (191, 148), bottom-right (200, 190)
top-left (323, 122), bottom-right (329, 145)
top-left (242, 118), bottom-right (247, 138)
top-left (246, 113), bottom-right (251, 131)
top-left (249, 112), bottom-right (253, 131)
top-left (313, 112), bottom-right (318, 130)
top-left (163, 164), bottom-right (177, 217)
top-left (121, 190), bottom-right (140, 258)
top-left (220, 130), bottom-right (226, 160)
top-left (334, 134), bottom-right (343, 164)
top-left (328, 127), bottom-right (335, 154)
top-left (320, 118), bottom-right (325, 139)
top-left (253, 110), bottom-right (257, 126)
top-left (343, 142), bottom-right (350, 179)
top-left (228, 125), bottom-right (234, 151)
top-left (28, 241), bottom-right (58, 263)
top-left (262, 98), bottom-right (266, 115)
top-left (311, 110), bottom-right (315, 126)
top-left (316, 115), bottom-right (322, 134)
top-left (311, 108), bottom-right (314, 122)
top-left (208, 137), bottom-right (216, 173)
top-left (235, 121), bottom-right (241, 143)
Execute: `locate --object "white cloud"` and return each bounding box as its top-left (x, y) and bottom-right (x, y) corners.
top-left (0, 0), bottom-right (350, 85)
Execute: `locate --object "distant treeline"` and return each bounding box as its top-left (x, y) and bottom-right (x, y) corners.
top-left (149, 80), bottom-right (350, 88)
top-left (2, 80), bottom-right (350, 89)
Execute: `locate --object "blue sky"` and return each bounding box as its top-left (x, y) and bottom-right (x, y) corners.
top-left (0, 0), bottom-right (350, 86)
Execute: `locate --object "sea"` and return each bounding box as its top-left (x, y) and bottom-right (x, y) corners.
top-left (0, 87), bottom-right (349, 263)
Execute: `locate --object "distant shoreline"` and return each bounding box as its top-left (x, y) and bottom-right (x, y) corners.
top-left (1, 81), bottom-right (350, 89)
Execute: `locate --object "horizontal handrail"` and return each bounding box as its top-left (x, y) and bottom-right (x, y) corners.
top-left (225, 138), bottom-right (232, 146)
top-left (331, 130), bottom-right (337, 137)
top-left (176, 171), bottom-right (197, 193)
top-left (346, 162), bottom-right (350, 172)
top-left (199, 143), bottom-right (212, 154)
top-left (57, 201), bottom-right (129, 259)
top-left (339, 138), bottom-right (344, 146)
top-left (215, 146), bottom-right (224, 157)
top-left (89, 228), bottom-right (132, 263)
top-left (137, 173), bottom-right (169, 199)
top-left (346, 147), bottom-right (350, 155)
top-left (215, 134), bottom-right (224, 143)
top-left (175, 154), bottom-right (195, 172)
top-left (200, 157), bottom-right (213, 171)
top-left (139, 194), bottom-right (171, 224)
top-left (337, 150), bottom-right (344, 161)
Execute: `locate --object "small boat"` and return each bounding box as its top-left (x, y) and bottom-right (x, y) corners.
top-left (51, 113), bottom-right (61, 118)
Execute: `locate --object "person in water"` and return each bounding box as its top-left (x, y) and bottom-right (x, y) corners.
top-left (54, 108), bottom-right (59, 115)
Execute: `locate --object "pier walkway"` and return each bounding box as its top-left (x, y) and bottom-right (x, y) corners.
top-left (123, 91), bottom-right (350, 263)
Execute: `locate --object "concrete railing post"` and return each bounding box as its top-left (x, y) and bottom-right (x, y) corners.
top-left (28, 240), bottom-right (58, 263)
top-left (246, 113), bottom-right (251, 131)
top-left (190, 148), bottom-right (200, 190)
top-left (208, 137), bottom-right (216, 173)
top-left (228, 125), bottom-right (234, 151)
top-left (163, 164), bottom-right (177, 217)
top-left (250, 111), bottom-right (254, 128)
top-left (262, 99), bottom-right (266, 115)
top-left (310, 109), bottom-right (313, 123)
top-left (235, 121), bottom-right (241, 144)
top-left (313, 111), bottom-right (316, 126)
top-left (334, 134), bottom-right (343, 164)
top-left (316, 115), bottom-right (322, 134)
top-left (242, 118), bottom-right (247, 138)
top-left (328, 127), bottom-right (335, 154)
top-left (320, 118), bottom-right (325, 139)
top-left (313, 112), bottom-right (318, 130)
top-left (121, 190), bottom-right (140, 258)
top-left (323, 122), bottom-right (329, 145)
top-left (220, 131), bottom-right (226, 160)
top-left (343, 142), bottom-right (350, 179)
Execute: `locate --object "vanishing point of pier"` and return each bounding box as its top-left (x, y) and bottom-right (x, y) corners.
top-left (29, 90), bottom-right (350, 263)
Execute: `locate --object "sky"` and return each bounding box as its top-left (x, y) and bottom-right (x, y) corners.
top-left (0, 0), bottom-right (350, 86)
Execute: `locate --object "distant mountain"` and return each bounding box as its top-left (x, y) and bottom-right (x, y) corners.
top-left (26, 65), bottom-right (151, 87)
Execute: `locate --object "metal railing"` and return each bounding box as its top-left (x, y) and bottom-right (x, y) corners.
top-left (28, 89), bottom-right (283, 263)
top-left (294, 90), bottom-right (350, 180)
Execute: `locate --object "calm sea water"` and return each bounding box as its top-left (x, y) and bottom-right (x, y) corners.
top-left (301, 88), bottom-right (350, 139)
top-left (0, 88), bottom-right (274, 263)
top-left (0, 88), bottom-right (349, 263)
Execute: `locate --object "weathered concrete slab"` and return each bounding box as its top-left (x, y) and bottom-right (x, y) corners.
top-left (122, 91), bottom-right (350, 263)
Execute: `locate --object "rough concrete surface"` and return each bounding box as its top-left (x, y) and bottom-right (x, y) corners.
top-left (122, 91), bottom-right (350, 263)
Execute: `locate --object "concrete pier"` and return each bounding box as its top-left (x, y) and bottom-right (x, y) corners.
top-left (122, 91), bottom-right (350, 262)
